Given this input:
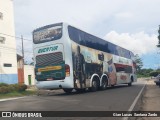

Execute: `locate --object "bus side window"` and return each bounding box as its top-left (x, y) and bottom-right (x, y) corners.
top-left (78, 30), bottom-right (86, 46)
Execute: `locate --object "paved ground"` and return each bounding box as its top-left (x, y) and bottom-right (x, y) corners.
top-left (136, 79), bottom-right (160, 120)
top-left (1, 79), bottom-right (160, 120)
top-left (0, 83), bottom-right (144, 112)
top-left (0, 80), bottom-right (147, 120)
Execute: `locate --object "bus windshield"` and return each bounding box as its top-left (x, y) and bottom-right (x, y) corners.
top-left (33, 24), bottom-right (62, 44)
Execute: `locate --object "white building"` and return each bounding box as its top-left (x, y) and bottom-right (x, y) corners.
top-left (24, 65), bottom-right (35, 85)
top-left (0, 0), bottom-right (18, 84)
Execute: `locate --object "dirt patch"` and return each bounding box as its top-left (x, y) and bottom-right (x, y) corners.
top-left (136, 80), bottom-right (160, 120)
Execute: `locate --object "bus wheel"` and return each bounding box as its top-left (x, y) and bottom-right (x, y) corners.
top-left (111, 85), bottom-right (115, 87)
top-left (90, 80), bottom-right (98, 92)
top-left (128, 82), bottom-right (132, 86)
top-left (128, 77), bottom-right (133, 86)
top-left (63, 88), bottom-right (73, 93)
top-left (101, 80), bottom-right (108, 90)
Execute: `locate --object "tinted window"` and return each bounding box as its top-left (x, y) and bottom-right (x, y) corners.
top-left (68, 26), bottom-right (79, 43)
top-left (115, 46), bottom-right (121, 56)
top-left (85, 34), bottom-right (96, 49)
top-left (68, 26), bottom-right (110, 53)
top-left (115, 64), bottom-right (132, 73)
top-left (68, 25), bottom-right (132, 59)
top-left (125, 50), bottom-right (131, 59)
top-left (33, 23), bottom-right (62, 44)
top-left (116, 67), bottom-right (125, 72)
top-left (108, 43), bottom-right (117, 54)
top-left (118, 48), bottom-right (130, 59)
top-left (4, 63), bottom-right (12, 67)
top-left (130, 52), bottom-right (134, 60)
top-left (68, 26), bottom-right (86, 45)
top-left (125, 66), bottom-right (133, 73)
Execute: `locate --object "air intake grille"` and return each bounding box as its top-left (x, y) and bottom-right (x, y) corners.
top-left (36, 52), bottom-right (63, 66)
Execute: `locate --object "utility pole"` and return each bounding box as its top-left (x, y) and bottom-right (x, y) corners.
top-left (158, 25), bottom-right (160, 47)
top-left (21, 35), bottom-right (24, 84)
top-left (21, 35), bottom-right (24, 62)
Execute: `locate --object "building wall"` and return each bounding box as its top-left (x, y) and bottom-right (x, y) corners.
top-left (24, 65), bottom-right (35, 85)
top-left (17, 57), bottom-right (24, 84)
top-left (0, 0), bottom-right (18, 84)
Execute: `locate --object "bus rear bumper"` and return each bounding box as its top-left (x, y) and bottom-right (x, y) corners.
top-left (36, 79), bottom-right (73, 90)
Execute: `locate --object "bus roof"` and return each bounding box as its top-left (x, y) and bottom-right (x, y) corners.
top-left (33, 22), bottom-right (134, 57)
top-left (33, 22), bottom-right (63, 33)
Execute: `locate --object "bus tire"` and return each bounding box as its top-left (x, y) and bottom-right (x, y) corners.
top-left (90, 80), bottom-right (98, 92)
top-left (63, 88), bottom-right (73, 93)
top-left (128, 82), bottom-right (132, 86)
top-left (128, 76), bottom-right (133, 86)
top-left (101, 79), bottom-right (108, 90)
top-left (111, 85), bottom-right (115, 87)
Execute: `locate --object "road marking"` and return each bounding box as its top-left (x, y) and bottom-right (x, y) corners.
top-left (0, 97), bottom-right (25, 102)
top-left (122, 82), bottom-right (146, 120)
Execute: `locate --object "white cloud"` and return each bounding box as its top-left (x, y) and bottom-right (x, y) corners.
top-left (115, 12), bottom-right (134, 19)
top-left (104, 31), bottom-right (158, 55)
top-left (13, 0), bottom-right (127, 36)
top-left (13, 0), bottom-right (160, 67)
top-left (13, 0), bottom-right (160, 37)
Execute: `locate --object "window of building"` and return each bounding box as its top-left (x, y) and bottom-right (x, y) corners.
top-left (4, 63), bottom-right (12, 67)
top-left (0, 12), bottom-right (3, 20)
top-left (0, 36), bottom-right (5, 44)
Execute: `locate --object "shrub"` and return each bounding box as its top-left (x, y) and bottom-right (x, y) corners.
top-left (8, 84), bottom-right (17, 91)
top-left (0, 84), bottom-right (28, 94)
top-left (8, 84), bottom-right (27, 92)
top-left (149, 71), bottom-right (159, 77)
top-left (17, 84), bottom-right (27, 92)
top-left (11, 84), bottom-right (19, 91)
top-left (0, 83), bottom-right (9, 87)
top-left (0, 86), bottom-right (11, 94)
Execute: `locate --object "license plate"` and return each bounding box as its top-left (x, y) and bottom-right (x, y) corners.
top-left (47, 78), bottom-right (53, 81)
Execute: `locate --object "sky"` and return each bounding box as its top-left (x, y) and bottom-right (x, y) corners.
top-left (13, 0), bottom-right (160, 69)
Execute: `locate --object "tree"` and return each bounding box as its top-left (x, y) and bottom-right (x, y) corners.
top-left (24, 57), bottom-right (34, 66)
top-left (29, 57), bottom-right (34, 65)
top-left (134, 54), bottom-right (143, 72)
top-left (149, 71), bottom-right (159, 77)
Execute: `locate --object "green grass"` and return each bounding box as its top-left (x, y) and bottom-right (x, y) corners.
top-left (137, 74), bottom-right (150, 78)
top-left (0, 90), bottom-right (37, 99)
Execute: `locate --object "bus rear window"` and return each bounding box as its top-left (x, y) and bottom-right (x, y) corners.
top-left (33, 24), bottom-right (62, 44)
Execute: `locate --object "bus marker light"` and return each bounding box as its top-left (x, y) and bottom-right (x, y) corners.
top-left (65, 64), bottom-right (70, 77)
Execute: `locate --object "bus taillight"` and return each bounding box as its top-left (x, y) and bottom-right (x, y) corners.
top-left (65, 64), bottom-right (70, 77)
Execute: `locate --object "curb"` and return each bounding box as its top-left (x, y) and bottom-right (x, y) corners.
top-left (0, 97), bottom-right (26, 102)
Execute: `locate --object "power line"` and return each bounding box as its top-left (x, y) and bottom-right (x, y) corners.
top-left (0, 32), bottom-right (32, 41)
top-left (0, 46), bottom-right (33, 53)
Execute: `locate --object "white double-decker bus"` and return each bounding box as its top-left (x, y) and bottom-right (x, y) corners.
top-left (33, 22), bottom-right (137, 93)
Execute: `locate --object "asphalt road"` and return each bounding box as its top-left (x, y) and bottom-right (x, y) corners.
top-left (0, 81), bottom-right (145, 112)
